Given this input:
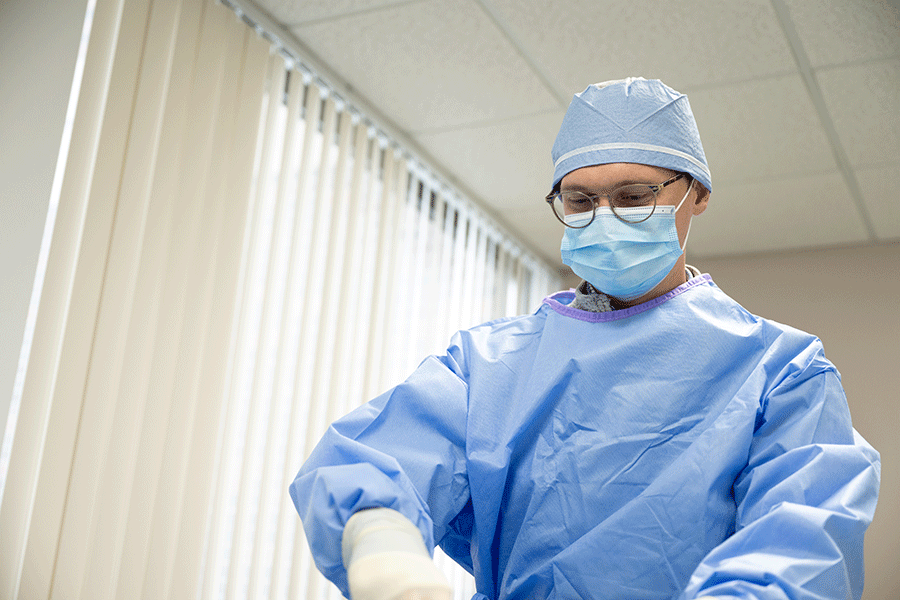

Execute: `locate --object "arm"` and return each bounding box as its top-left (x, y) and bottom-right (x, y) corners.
top-left (289, 352), bottom-right (471, 598)
top-left (681, 354), bottom-right (880, 600)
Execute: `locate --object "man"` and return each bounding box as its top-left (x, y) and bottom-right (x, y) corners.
top-left (290, 78), bottom-right (880, 600)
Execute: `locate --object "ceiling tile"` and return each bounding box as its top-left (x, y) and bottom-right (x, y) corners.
top-left (255, 0), bottom-right (415, 26)
top-left (783, 0), bottom-right (900, 67)
top-left (289, 0), bottom-right (559, 131)
top-left (856, 163), bottom-right (900, 240)
top-left (248, 0), bottom-right (891, 262)
top-left (688, 171), bottom-right (869, 258)
top-left (687, 75), bottom-right (836, 186)
top-left (817, 59), bottom-right (900, 168)
top-left (486, 0), bottom-right (796, 95)
top-left (414, 111), bottom-right (565, 212)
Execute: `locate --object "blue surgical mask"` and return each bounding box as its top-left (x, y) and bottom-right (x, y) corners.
top-left (560, 181), bottom-right (693, 301)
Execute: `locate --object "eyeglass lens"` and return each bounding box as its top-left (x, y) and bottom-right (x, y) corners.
top-left (551, 185), bottom-right (658, 225)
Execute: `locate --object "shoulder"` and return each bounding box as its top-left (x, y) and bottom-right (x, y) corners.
top-left (703, 280), bottom-right (840, 396)
top-left (684, 279), bottom-right (836, 383)
top-left (443, 307), bottom-right (551, 378)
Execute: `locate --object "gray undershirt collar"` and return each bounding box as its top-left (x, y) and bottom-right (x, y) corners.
top-left (571, 265), bottom-right (701, 313)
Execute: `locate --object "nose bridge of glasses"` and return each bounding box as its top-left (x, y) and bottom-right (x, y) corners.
top-left (592, 192), bottom-right (613, 207)
top-left (552, 183), bottom-right (663, 220)
top-left (589, 186), bottom-right (655, 206)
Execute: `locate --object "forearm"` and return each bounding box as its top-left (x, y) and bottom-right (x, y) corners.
top-left (290, 354), bottom-right (471, 596)
top-left (680, 436), bottom-right (880, 600)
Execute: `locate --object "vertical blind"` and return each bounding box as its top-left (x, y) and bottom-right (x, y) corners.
top-left (0, 0), bottom-right (562, 599)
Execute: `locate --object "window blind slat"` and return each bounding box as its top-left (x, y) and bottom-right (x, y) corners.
top-left (239, 46), bottom-right (309, 600)
top-left (115, 1), bottom-right (210, 595)
top-left (406, 180), bottom-right (434, 362)
top-left (14, 0), bottom-right (154, 596)
top-left (312, 109), bottom-right (355, 432)
top-left (0, 0), bottom-right (120, 583)
top-left (132, 4), bottom-right (246, 599)
top-left (432, 197), bottom-right (455, 347)
top-left (384, 170), bottom-right (418, 385)
top-left (168, 16), bottom-right (274, 600)
top-left (35, 0), bottom-right (153, 593)
top-left (193, 25), bottom-right (273, 600)
top-left (481, 239), bottom-right (497, 324)
top-left (326, 122), bottom-right (373, 422)
top-left (224, 80), bottom-right (291, 600)
top-left (289, 95), bottom-right (342, 600)
top-left (362, 154), bottom-right (407, 401)
top-left (58, 0), bottom-right (192, 596)
top-left (460, 222), bottom-right (480, 326)
top-left (420, 193), bottom-right (446, 352)
top-left (296, 93), bottom-right (339, 473)
top-left (345, 138), bottom-right (383, 413)
top-left (266, 77), bottom-right (327, 600)
top-left (446, 206), bottom-right (469, 336)
top-left (306, 106), bottom-right (358, 594)
top-left (199, 47), bottom-right (285, 600)
top-left (225, 59), bottom-right (286, 598)
top-left (471, 227), bottom-right (488, 324)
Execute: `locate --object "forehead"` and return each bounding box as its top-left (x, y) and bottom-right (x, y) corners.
top-left (560, 163), bottom-right (675, 189)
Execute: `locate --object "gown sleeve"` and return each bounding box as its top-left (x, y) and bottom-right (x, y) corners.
top-left (680, 348), bottom-right (881, 600)
top-left (289, 349), bottom-right (472, 598)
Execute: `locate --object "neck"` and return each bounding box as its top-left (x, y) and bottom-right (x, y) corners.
top-left (611, 254), bottom-right (688, 309)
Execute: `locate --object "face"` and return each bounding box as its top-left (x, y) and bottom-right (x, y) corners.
top-left (559, 162), bottom-right (709, 247)
top-left (560, 162), bottom-right (711, 306)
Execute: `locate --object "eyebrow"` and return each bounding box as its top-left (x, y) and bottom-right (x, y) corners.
top-left (561, 180), bottom-right (646, 193)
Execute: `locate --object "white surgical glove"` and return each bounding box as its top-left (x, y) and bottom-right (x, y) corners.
top-left (342, 508), bottom-right (452, 600)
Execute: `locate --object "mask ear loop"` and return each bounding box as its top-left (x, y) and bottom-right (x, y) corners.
top-left (674, 178), bottom-right (694, 213)
top-left (677, 179), bottom-right (694, 251)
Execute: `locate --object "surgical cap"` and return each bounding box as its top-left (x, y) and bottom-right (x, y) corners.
top-left (551, 77), bottom-right (712, 193)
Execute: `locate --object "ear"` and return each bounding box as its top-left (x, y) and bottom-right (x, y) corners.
top-left (691, 182), bottom-right (710, 216)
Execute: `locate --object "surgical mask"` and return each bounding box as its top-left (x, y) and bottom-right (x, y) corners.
top-left (560, 180), bottom-right (693, 301)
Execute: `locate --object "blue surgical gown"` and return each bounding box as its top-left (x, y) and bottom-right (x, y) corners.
top-left (290, 275), bottom-right (880, 600)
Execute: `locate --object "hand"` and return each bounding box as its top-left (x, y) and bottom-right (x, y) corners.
top-left (399, 589), bottom-right (451, 600)
top-left (343, 508), bottom-right (452, 600)
top-left (347, 551), bottom-right (451, 600)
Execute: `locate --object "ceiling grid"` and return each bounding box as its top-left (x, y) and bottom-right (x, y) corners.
top-left (472, 0), bottom-right (569, 107)
top-left (770, 0), bottom-right (877, 241)
top-left (242, 0), bottom-right (899, 266)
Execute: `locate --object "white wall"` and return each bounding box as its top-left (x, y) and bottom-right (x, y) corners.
top-left (698, 242), bottom-right (900, 600)
top-left (0, 0), bottom-right (90, 447)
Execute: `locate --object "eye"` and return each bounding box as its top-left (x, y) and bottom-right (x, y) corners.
top-left (612, 185), bottom-right (655, 207)
top-left (560, 192), bottom-right (594, 213)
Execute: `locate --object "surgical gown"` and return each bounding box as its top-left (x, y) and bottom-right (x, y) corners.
top-left (290, 275), bottom-right (880, 600)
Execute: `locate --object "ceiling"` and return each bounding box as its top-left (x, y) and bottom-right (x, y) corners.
top-left (243, 0), bottom-right (900, 275)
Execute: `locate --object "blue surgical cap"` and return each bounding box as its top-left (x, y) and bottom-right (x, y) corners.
top-left (551, 77), bottom-right (712, 193)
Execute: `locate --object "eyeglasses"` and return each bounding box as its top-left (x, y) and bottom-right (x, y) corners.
top-left (546, 173), bottom-right (685, 226)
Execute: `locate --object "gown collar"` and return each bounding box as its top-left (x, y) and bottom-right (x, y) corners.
top-left (545, 273), bottom-right (713, 322)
